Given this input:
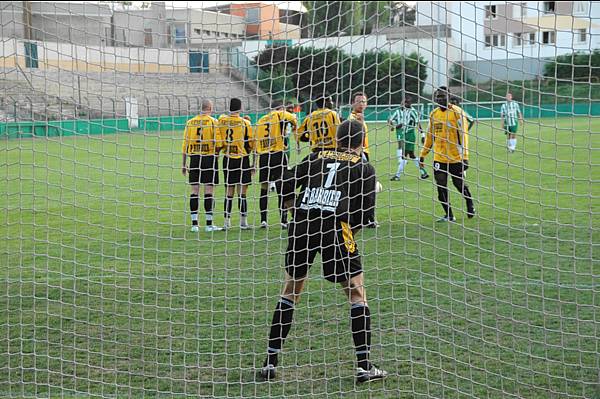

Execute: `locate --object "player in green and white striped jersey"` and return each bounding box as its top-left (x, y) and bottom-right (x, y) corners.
top-left (500, 92), bottom-right (524, 153)
top-left (388, 97), bottom-right (428, 180)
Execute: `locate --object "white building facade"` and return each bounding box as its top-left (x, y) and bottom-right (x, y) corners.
top-left (416, 1), bottom-right (600, 83)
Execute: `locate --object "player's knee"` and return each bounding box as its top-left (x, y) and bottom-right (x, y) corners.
top-left (191, 185), bottom-right (200, 195)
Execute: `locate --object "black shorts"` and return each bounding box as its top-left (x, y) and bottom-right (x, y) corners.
top-left (433, 161), bottom-right (469, 176)
top-left (285, 217), bottom-right (362, 283)
top-left (189, 155), bottom-right (219, 185)
top-left (259, 151), bottom-right (288, 183)
top-left (223, 156), bottom-right (252, 185)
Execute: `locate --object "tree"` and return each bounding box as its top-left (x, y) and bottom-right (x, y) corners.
top-left (255, 44), bottom-right (427, 105)
top-left (544, 50), bottom-right (600, 82)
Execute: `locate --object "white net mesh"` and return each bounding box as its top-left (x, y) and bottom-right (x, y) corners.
top-left (1, 1), bottom-right (598, 398)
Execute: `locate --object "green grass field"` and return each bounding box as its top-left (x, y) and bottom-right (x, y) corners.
top-left (1, 117), bottom-right (599, 398)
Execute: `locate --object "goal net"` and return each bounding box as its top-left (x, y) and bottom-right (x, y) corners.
top-left (1, 1), bottom-right (598, 398)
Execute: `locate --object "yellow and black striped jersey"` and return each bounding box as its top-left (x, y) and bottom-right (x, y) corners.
top-left (182, 114), bottom-right (221, 155)
top-left (420, 104), bottom-right (469, 163)
top-left (348, 111), bottom-right (370, 154)
top-left (217, 114), bottom-right (254, 158)
top-left (255, 110), bottom-right (298, 154)
top-left (297, 108), bottom-right (341, 151)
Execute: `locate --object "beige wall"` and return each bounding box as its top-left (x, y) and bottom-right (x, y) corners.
top-left (0, 38), bottom-right (229, 73)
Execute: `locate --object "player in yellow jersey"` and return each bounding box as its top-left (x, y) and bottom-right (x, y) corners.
top-left (255, 100), bottom-right (298, 228)
top-left (218, 98), bottom-right (255, 230)
top-left (181, 99), bottom-right (223, 233)
top-left (419, 87), bottom-right (475, 222)
top-left (297, 95), bottom-right (341, 152)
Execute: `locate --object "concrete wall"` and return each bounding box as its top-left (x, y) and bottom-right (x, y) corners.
top-left (0, 38), bottom-right (200, 73)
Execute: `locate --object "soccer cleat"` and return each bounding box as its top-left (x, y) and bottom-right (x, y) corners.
top-left (190, 225), bottom-right (199, 233)
top-left (240, 222), bottom-right (252, 230)
top-left (436, 215), bottom-right (456, 223)
top-left (356, 364), bottom-right (388, 383)
top-left (269, 182), bottom-right (277, 192)
top-left (260, 221), bottom-right (268, 229)
top-left (467, 208), bottom-right (476, 219)
top-left (205, 225), bottom-right (223, 232)
top-left (366, 220), bottom-right (380, 229)
top-left (259, 364), bottom-right (276, 381)
top-left (281, 222), bottom-right (288, 230)
top-left (223, 219), bottom-right (231, 230)
top-left (390, 175), bottom-right (400, 181)
top-left (420, 172), bottom-right (430, 180)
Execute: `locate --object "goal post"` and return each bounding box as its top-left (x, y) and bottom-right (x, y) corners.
top-left (1, 1), bottom-right (598, 398)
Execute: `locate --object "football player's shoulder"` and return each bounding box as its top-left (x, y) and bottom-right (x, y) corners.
top-left (362, 161), bottom-right (376, 178)
top-left (200, 114), bottom-right (218, 124)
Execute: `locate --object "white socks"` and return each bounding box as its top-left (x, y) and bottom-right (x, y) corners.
top-left (507, 138), bottom-right (517, 151)
top-left (396, 149), bottom-right (406, 176)
top-left (413, 158), bottom-right (420, 169)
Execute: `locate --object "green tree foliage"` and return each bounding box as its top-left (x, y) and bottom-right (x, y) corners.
top-left (543, 50), bottom-right (600, 81)
top-left (255, 45), bottom-right (427, 105)
top-left (302, 1), bottom-right (394, 37)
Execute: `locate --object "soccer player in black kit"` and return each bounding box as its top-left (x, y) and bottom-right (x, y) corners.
top-left (258, 120), bottom-right (388, 383)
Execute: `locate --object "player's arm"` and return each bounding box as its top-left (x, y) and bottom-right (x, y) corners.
top-left (518, 104), bottom-right (524, 124)
top-left (419, 114), bottom-right (434, 167)
top-left (297, 116), bottom-right (310, 143)
top-left (349, 164), bottom-right (377, 232)
top-left (281, 155), bottom-right (310, 209)
top-left (500, 105), bottom-right (505, 129)
top-left (182, 123), bottom-right (190, 176)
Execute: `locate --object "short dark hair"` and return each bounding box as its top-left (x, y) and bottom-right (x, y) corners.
top-left (336, 120), bottom-right (364, 150)
top-left (271, 100), bottom-right (283, 109)
top-left (450, 95), bottom-right (461, 105)
top-left (315, 95), bottom-right (332, 109)
top-left (353, 92), bottom-right (366, 100)
top-left (230, 98), bottom-right (242, 112)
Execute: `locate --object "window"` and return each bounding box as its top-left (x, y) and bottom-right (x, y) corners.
top-left (485, 5), bottom-right (497, 19)
top-left (542, 30), bottom-right (556, 44)
top-left (577, 28), bottom-right (587, 43)
top-left (543, 1), bottom-right (555, 14)
top-left (246, 8), bottom-right (260, 23)
top-left (514, 3), bottom-right (527, 18)
top-left (173, 23), bottom-right (187, 44)
top-left (484, 34), bottom-right (506, 47)
top-left (528, 32), bottom-right (536, 45)
top-left (204, 30), bottom-right (211, 36)
top-left (574, 1), bottom-right (589, 15)
top-left (514, 32), bottom-right (522, 46)
top-left (144, 28), bottom-right (152, 46)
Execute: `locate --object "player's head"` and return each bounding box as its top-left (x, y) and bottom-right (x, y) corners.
top-left (506, 92), bottom-right (513, 101)
top-left (201, 99), bottom-right (213, 113)
top-left (336, 119), bottom-right (364, 152)
top-left (352, 92), bottom-right (368, 113)
top-left (285, 101), bottom-right (294, 112)
top-left (315, 95), bottom-right (334, 110)
top-left (434, 86), bottom-right (450, 109)
top-left (449, 95), bottom-right (461, 106)
top-left (230, 98), bottom-right (242, 113)
top-left (403, 97), bottom-right (413, 108)
top-left (271, 100), bottom-right (284, 110)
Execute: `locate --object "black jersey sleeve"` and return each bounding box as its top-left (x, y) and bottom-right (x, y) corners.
top-left (282, 154), bottom-right (311, 206)
top-left (348, 163), bottom-right (377, 228)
